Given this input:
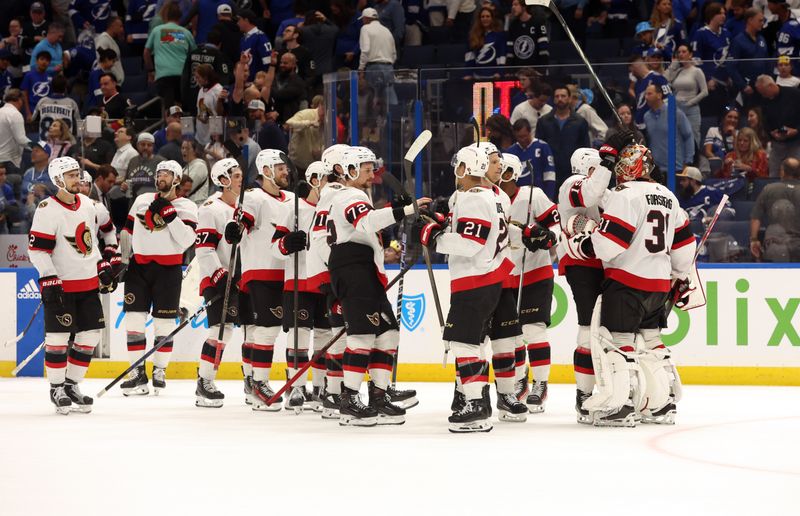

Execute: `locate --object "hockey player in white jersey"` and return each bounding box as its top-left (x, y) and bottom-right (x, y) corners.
top-left (28, 157), bottom-right (116, 414)
top-left (492, 153), bottom-right (561, 414)
top-left (327, 146), bottom-right (428, 426)
top-left (223, 150), bottom-right (295, 411)
top-left (194, 159), bottom-right (244, 407)
top-left (416, 146), bottom-right (514, 433)
top-left (562, 144), bottom-right (695, 426)
top-left (119, 160), bottom-right (198, 395)
top-left (78, 171), bottom-right (122, 282)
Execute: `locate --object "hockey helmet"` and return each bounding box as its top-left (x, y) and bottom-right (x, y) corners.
top-left (210, 157), bottom-right (241, 188)
top-left (615, 144), bottom-right (654, 182)
top-left (499, 153), bottom-right (522, 182)
top-left (48, 156), bottom-right (81, 189)
top-left (452, 146), bottom-right (490, 179)
top-left (79, 170), bottom-right (92, 184)
top-left (321, 144), bottom-right (350, 175)
top-left (570, 148), bottom-right (601, 176)
top-left (155, 160), bottom-right (183, 182)
top-left (255, 149), bottom-right (287, 185)
top-left (341, 146), bottom-right (377, 181)
top-left (305, 160), bottom-right (327, 185)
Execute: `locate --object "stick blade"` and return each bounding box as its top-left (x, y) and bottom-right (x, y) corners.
top-left (524, 0), bottom-right (551, 5)
top-left (403, 130), bottom-right (432, 163)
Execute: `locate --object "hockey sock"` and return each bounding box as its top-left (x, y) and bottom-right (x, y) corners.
top-left (285, 327), bottom-right (311, 380)
top-left (342, 334), bottom-right (373, 391)
top-left (491, 337), bottom-right (517, 394)
top-left (44, 333), bottom-right (70, 385)
top-left (451, 341), bottom-right (487, 400)
top-left (311, 329), bottom-right (331, 388)
top-left (574, 326), bottom-right (595, 392)
top-left (325, 328), bottom-right (345, 394)
top-left (514, 335), bottom-right (528, 383)
top-left (65, 330), bottom-right (100, 383)
top-left (368, 330), bottom-right (398, 390)
top-left (125, 312), bottom-right (147, 365)
top-left (152, 318), bottom-right (176, 370)
top-left (251, 326), bottom-right (279, 382)
top-left (524, 323), bottom-right (551, 382)
top-left (199, 339), bottom-right (223, 380)
top-left (242, 327), bottom-right (253, 377)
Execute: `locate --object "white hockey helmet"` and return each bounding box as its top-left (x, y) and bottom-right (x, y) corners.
top-left (499, 153), bottom-right (522, 182)
top-left (210, 157), bottom-right (241, 187)
top-left (79, 170), bottom-right (92, 184)
top-left (305, 160), bottom-right (327, 185)
top-left (570, 148), bottom-right (601, 176)
top-left (155, 160), bottom-right (183, 182)
top-left (341, 146), bottom-right (377, 181)
top-left (452, 146), bottom-right (490, 179)
top-left (321, 144), bottom-right (350, 175)
top-left (473, 141), bottom-right (500, 157)
top-left (48, 156), bottom-right (81, 189)
top-left (255, 149), bottom-right (287, 184)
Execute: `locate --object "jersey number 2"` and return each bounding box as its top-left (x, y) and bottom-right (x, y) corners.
top-left (645, 210), bottom-right (669, 253)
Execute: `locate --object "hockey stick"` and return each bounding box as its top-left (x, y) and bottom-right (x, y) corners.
top-left (266, 250), bottom-right (421, 406)
top-left (524, 0), bottom-right (622, 126)
top-left (11, 340), bottom-right (44, 376)
top-left (4, 301), bottom-right (42, 348)
top-left (515, 184), bottom-right (537, 315)
top-left (96, 293), bottom-right (223, 398)
top-left (291, 179), bottom-right (308, 377)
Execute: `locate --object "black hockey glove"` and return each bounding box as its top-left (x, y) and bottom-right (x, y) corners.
top-left (522, 224), bottom-right (557, 252)
top-left (39, 275), bottom-right (65, 310)
top-left (103, 246), bottom-right (124, 279)
top-left (391, 192), bottom-right (414, 221)
top-left (420, 207), bottom-right (446, 226)
top-left (149, 196), bottom-right (177, 224)
top-left (279, 230), bottom-right (307, 255)
top-left (413, 218), bottom-right (444, 248)
top-left (599, 129), bottom-right (637, 170)
top-left (98, 260), bottom-right (117, 294)
top-left (210, 268), bottom-right (228, 289)
top-left (669, 277), bottom-right (694, 309)
top-left (224, 220), bottom-right (243, 245)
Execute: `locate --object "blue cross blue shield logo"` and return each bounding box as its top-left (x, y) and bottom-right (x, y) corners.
top-left (400, 294), bottom-right (426, 332)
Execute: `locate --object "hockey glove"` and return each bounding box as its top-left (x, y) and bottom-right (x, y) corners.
top-left (669, 277), bottom-right (695, 309)
top-left (279, 230), bottom-right (307, 255)
top-left (563, 231), bottom-right (596, 261)
top-left (391, 192), bottom-right (415, 222)
top-left (414, 218), bottom-right (444, 248)
top-left (98, 260), bottom-right (117, 294)
top-left (148, 196), bottom-right (177, 224)
top-left (599, 129), bottom-right (636, 170)
top-left (40, 275), bottom-right (65, 310)
top-left (522, 224), bottom-right (557, 252)
top-left (210, 268), bottom-right (228, 289)
top-left (224, 220), bottom-right (243, 245)
top-left (420, 208), bottom-right (447, 225)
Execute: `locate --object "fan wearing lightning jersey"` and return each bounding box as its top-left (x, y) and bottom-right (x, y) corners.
top-left (119, 160), bottom-right (198, 396)
top-left (78, 171), bottom-right (122, 280)
top-left (563, 144), bottom-right (695, 427)
top-left (493, 153), bottom-right (561, 415)
top-left (224, 150), bottom-right (295, 411)
top-left (417, 146), bottom-right (514, 433)
top-left (29, 157), bottom-right (116, 414)
top-left (194, 159), bottom-right (244, 407)
top-left (327, 147), bottom-right (427, 427)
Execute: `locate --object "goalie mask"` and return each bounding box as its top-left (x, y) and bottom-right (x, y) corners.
top-left (48, 156), bottom-right (81, 190)
top-left (341, 146), bottom-right (376, 181)
top-left (210, 158), bottom-right (241, 188)
top-left (615, 144), bottom-right (654, 182)
top-left (499, 153), bottom-right (522, 183)
top-left (452, 146), bottom-right (490, 179)
top-left (255, 149), bottom-right (287, 186)
top-left (570, 147), bottom-right (601, 176)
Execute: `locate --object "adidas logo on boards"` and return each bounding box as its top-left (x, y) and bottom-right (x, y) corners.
top-left (18, 279), bottom-right (41, 299)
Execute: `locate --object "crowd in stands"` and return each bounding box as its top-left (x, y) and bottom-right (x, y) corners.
top-left (0, 0), bottom-right (796, 260)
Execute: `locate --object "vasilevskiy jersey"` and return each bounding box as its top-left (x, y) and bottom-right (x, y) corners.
top-left (590, 180), bottom-right (695, 292)
top-left (195, 195), bottom-right (237, 295)
top-left (307, 182), bottom-right (344, 291)
top-left (239, 187), bottom-right (294, 290)
top-left (124, 193), bottom-right (198, 266)
top-left (556, 167), bottom-right (611, 274)
top-left (506, 185), bottom-right (560, 288)
top-left (29, 193), bottom-right (101, 292)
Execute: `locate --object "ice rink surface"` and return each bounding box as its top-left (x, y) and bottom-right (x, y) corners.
top-left (1, 379), bottom-right (797, 516)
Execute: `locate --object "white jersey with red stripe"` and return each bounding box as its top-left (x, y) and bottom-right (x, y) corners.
top-left (238, 187), bottom-right (294, 289)
top-left (28, 193), bottom-right (101, 293)
top-left (307, 182), bottom-right (344, 291)
top-left (124, 193), bottom-right (198, 266)
top-left (590, 180), bottom-right (695, 292)
top-left (195, 196), bottom-right (237, 295)
top-left (507, 185), bottom-right (561, 287)
top-left (92, 199), bottom-right (118, 248)
top-left (556, 167), bottom-right (612, 274)
top-left (272, 196), bottom-right (320, 292)
top-left (434, 185), bottom-right (514, 293)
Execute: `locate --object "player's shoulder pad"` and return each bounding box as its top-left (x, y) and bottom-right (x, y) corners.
top-left (202, 199), bottom-right (214, 206)
top-left (38, 199), bottom-right (49, 208)
top-left (614, 184), bottom-right (629, 192)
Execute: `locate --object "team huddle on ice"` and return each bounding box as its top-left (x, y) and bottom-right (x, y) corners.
top-left (27, 128), bottom-right (696, 432)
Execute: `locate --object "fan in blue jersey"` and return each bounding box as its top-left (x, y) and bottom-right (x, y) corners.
top-left (238, 10), bottom-right (272, 82)
top-left (465, 7), bottom-right (507, 78)
top-left (629, 55), bottom-right (672, 129)
top-left (21, 52), bottom-right (52, 120)
top-left (69, 0), bottom-right (112, 33)
top-left (676, 166), bottom-right (735, 222)
top-left (651, 0), bottom-right (686, 60)
top-left (126, 0), bottom-right (158, 47)
top-left (691, 2), bottom-right (732, 85)
top-left (776, 15), bottom-right (800, 76)
top-left (504, 118), bottom-right (557, 200)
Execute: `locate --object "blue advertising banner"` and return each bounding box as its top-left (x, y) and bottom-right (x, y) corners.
top-left (15, 268), bottom-right (44, 376)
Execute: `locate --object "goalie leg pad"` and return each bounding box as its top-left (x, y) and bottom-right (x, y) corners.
top-left (584, 326), bottom-right (637, 413)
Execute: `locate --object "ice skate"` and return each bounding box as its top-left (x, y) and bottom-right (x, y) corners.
top-left (514, 366), bottom-right (530, 401)
top-left (526, 380), bottom-right (548, 413)
top-left (308, 386), bottom-right (324, 412)
top-left (285, 386), bottom-right (305, 414)
top-left (195, 377), bottom-right (224, 408)
top-left (386, 382), bottom-right (418, 409)
top-left (448, 397), bottom-right (492, 433)
top-left (120, 365), bottom-right (149, 396)
top-left (450, 381), bottom-right (466, 413)
top-left (49, 383), bottom-right (72, 415)
top-left (640, 401), bottom-right (676, 425)
top-left (301, 385), bottom-right (319, 411)
top-left (251, 380), bottom-right (282, 412)
top-left (482, 384), bottom-right (492, 417)
top-left (321, 390), bottom-right (341, 419)
top-left (592, 403), bottom-right (637, 428)
top-left (339, 387), bottom-right (378, 427)
top-left (152, 367), bottom-right (166, 395)
top-left (496, 391), bottom-right (527, 422)
top-left (242, 367), bottom-right (254, 406)
top-left (368, 383), bottom-right (406, 425)
top-left (64, 379), bottom-right (92, 413)
top-left (575, 390), bottom-right (592, 425)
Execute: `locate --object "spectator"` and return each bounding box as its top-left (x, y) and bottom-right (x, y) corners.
top-left (280, 25), bottom-right (315, 91)
top-left (159, 122), bottom-right (184, 164)
top-left (750, 157), bottom-right (800, 261)
top-left (98, 72), bottom-right (130, 119)
top-left (724, 0), bottom-right (749, 38)
top-left (720, 127), bottom-right (769, 180)
top-left (300, 10), bottom-right (338, 78)
top-left (704, 106), bottom-right (740, 174)
top-left (643, 83), bottom-right (695, 172)
top-left (465, 7), bottom-right (506, 75)
top-left (358, 8), bottom-right (397, 108)
top-left (181, 30), bottom-right (232, 115)
top-left (691, 3), bottom-right (732, 115)
top-left (755, 74), bottom-right (800, 176)
top-left (650, 0), bottom-right (685, 59)
top-left (96, 16), bottom-right (125, 86)
top-left (125, 3), bottom-right (154, 53)
top-left (32, 73), bottom-right (80, 141)
top-left (247, 99), bottom-right (289, 152)
top-left (176, 174), bottom-right (193, 199)
top-left (729, 8), bottom-right (770, 107)
top-left (154, 106), bottom-right (183, 150)
top-left (506, 117), bottom-right (556, 198)
top-left (21, 143), bottom-right (56, 197)
top-left (20, 3), bottom-right (49, 62)
top-left (676, 165), bottom-right (734, 221)
top-left (270, 52), bottom-right (306, 122)
top-left (606, 103), bottom-right (646, 145)
top-left (87, 48), bottom-right (118, 110)
top-left (211, 4), bottom-right (241, 66)
top-left (776, 55), bottom-right (800, 87)
top-left (485, 113), bottom-right (514, 150)
top-left (145, 3), bottom-right (196, 114)
top-left (21, 51), bottom-right (52, 122)
top-left (510, 81), bottom-right (552, 134)
top-left (0, 162), bottom-right (19, 233)
top-left (629, 54), bottom-right (671, 130)
top-left (1, 20), bottom-right (24, 79)
top-left (665, 43), bottom-right (707, 147)
top-left (285, 94), bottom-right (324, 170)
top-left (568, 85), bottom-right (607, 145)
top-left (70, 0), bottom-right (111, 33)
top-left (403, 0), bottom-right (424, 46)
top-left (536, 86), bottom-right (590, 187)
top-left (238, 9), bottom-right (272, 82)
top-left (43, 118), bottom-right (75, 159)
top-left (89, 164), bottom-right (117, 209)
top-left (0, 89), bottom-right (31, 170)
top-left (510, 67), bottom-right (543, 110)
top-left (446, 0), bottom-right (477, 43)
top-left (111, 126), bottom-right (139, 177)
top-left (632, 21), bottom-right (657, 57)
top-left (0, 50), bottom-right (12, 98)
top-left (746, 106), bottom-right (770, 151)
top-left (229, 122), bottom-right (261, 177)
top-left (28, 22), bottom-right (67, 74)
top-left (554, 0), bottom-right (588, 47)
top-left (374, 0), bottom-right (405, 48)
top-left (275, 1), bottom-right (307, 48)
top-left (73, 124), bottom-right (115, 176)
top-left (180, 138), bottom-right (209, 205)
top-left (331, 0), bottom-right (361, 69)
top-left (181, 0), bottom-right (226, 45)
top-left (124, 132), bottom-right (164, 197)
top-left (506, 0), bottom-right (549, 67)
top-left (195, 63), bottom-right (227, 144)
top-left (773, 0), bottom-right (800, 76)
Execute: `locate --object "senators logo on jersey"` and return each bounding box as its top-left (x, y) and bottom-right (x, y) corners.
top-left (137, 210), bottom-right (168, 232)
top-left (64, 221), bottom-right (93, 256)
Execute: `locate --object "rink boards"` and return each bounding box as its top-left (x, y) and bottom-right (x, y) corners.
top-left (1, 264), bottom-right (798, 385)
